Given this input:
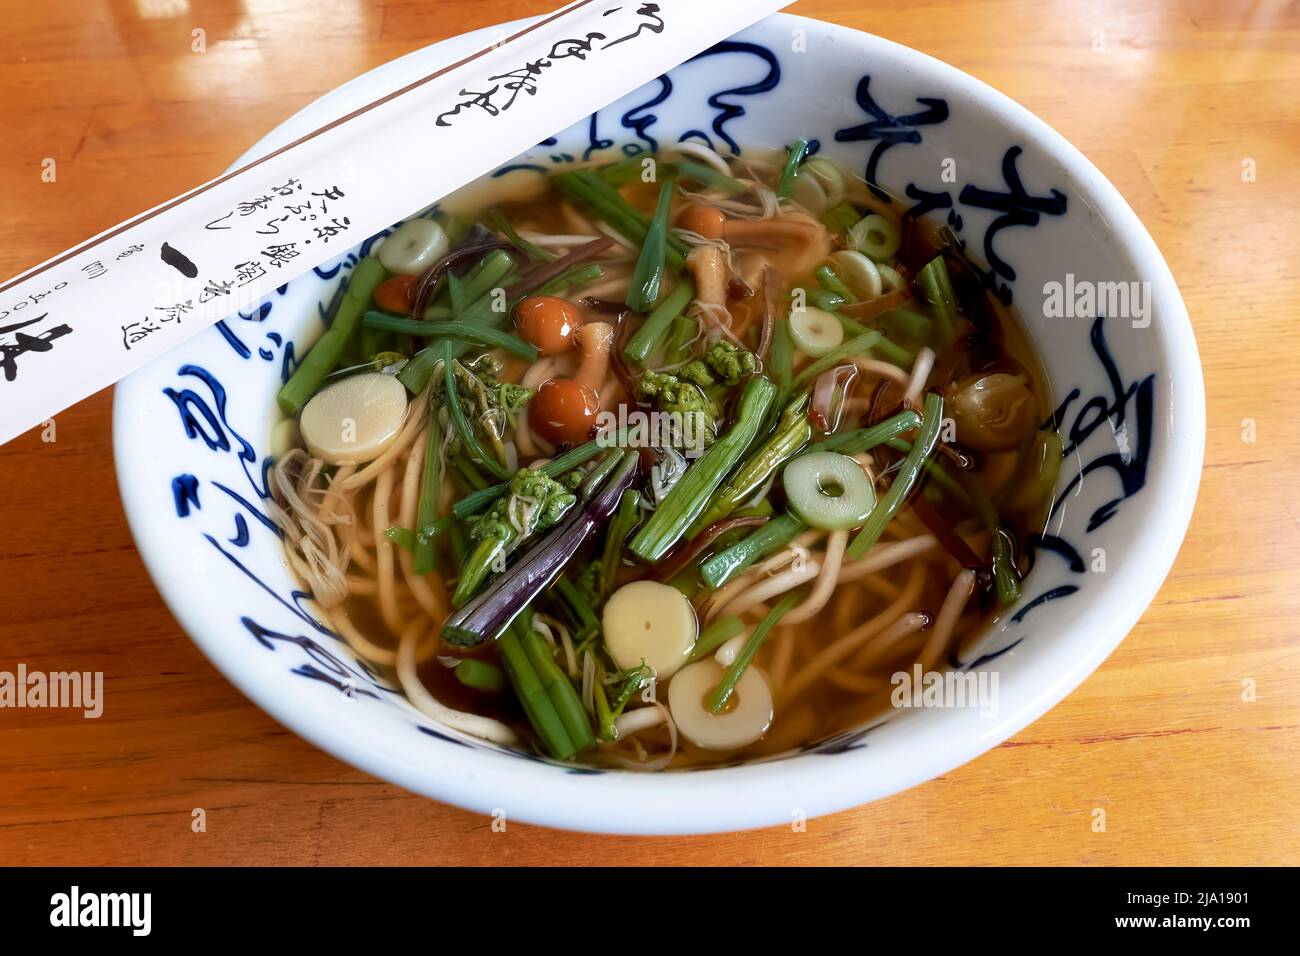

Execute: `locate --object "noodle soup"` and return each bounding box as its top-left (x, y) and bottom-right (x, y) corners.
top-left (268, 143), bottom-right (1054, 769)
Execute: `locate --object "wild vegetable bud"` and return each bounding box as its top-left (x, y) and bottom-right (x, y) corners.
top-left (946, 372), bottom-right (1037, 450)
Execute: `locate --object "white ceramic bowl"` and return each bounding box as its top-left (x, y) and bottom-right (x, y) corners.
top-left (113, 14), bottom-right (1204, 834)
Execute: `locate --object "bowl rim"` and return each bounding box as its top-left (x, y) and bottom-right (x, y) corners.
top-left (113, 12), bottom-right (1205, 835)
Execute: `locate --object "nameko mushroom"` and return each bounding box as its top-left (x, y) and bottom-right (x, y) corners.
top-left (527, 320), bottom-right (614, 445)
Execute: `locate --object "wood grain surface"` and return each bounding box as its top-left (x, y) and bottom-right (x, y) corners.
top-left (1, 0), bottom-right (1297, 866)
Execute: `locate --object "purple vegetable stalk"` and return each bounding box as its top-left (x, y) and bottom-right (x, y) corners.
top-left (441, 451), bottom-right (638, 646)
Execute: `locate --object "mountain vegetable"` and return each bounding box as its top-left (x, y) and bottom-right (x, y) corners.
top-left (453, 467), bottom-right (578, 605)
top-left (678, 340), bottom-right (759, 389)
top-left (690, 394), bottom-right (810, 534)
top-left (442, 451), bottom-right (638, 646)
top-left (454, 658), bottom-right (506, 693)
top-left (361, 313), bottom-right (538, 360)
top-left (776, 139), bottom-right (810, 200)
top-left (622, 278), bottom-right (695, 365)
top-left (699, 512), bottom-right (806, 589)
top-left (847, 392), bottom-right (945, 560)
top-left (626, 175), bottom-right (675, 313)
top-left (629, 375), bottom-right (777, 563)
top-left (278, 256), bottom-right (388, 415)
top-left (635, 371), bottom-right (717, 449)
top-left (708, 591), bottom-right (800, 712)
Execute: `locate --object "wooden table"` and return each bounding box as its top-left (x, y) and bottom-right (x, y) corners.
top-left (1, 0), bottom-right (1296, 866)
